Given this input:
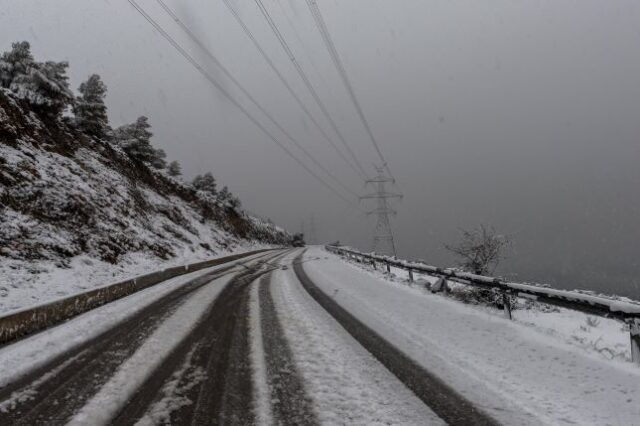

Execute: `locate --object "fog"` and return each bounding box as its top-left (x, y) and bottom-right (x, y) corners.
top-left (2, 0), bottom-right (639, 297)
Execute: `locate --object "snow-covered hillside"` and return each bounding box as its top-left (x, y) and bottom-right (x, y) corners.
top-left (0, 86), bottom-right (291, 314)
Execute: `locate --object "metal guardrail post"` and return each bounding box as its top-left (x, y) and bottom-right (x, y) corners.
top-left (371, 259), bottom-right (376, 270)
top-left (408, 268), bottom-right (414, 282)
top-left (631, 319), bottom-right (640, 365)
top-left (502, 291), bottom-right (512, 320)
top-left (386, 262), bottom-right (391, 273)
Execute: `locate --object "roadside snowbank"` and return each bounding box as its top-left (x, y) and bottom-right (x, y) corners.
top-left (305, 247), bottom-right (640, 426)
top-left (0, 241), bottom-right (272, 315)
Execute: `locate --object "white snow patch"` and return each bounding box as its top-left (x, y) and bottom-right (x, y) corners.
top-left (306, 247), bottom-right (640, 425)
top-left (248, 282), bottom-right (273, 426)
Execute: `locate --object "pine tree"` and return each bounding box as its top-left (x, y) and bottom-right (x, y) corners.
top-left (114, 116), bottom-right (157, 164)
top-left (10, 60), bottom-right (74, 116)
top-left (167, 160), bottom-right (182, 177)
top-left (228, 195), bottom-right (241, 210)
top-left (0, 41), bottom-right (34, 88)
top-left (1, 41), bottom-right (73, 116)
top-left (192, 172), bottom-right (217, 195)
top-left (74, 74), bottom-right (109, 138)
top-left (218, 185), bottom-right (230, 202)
top-left (150, 148), bottom-right (166, 169)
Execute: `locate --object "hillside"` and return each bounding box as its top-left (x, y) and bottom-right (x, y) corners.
top-left (0, 69), bottom-right (292, 313)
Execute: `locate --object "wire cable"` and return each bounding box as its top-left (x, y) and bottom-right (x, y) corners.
top-left (155, 0), bottom-right (359, 199)
top-left (221, 0), bottom-right (364, 184)
top-left (127, 0), bottom-right (361, 209)
top-left (305, 0), bottom-right (398, 182)
top-left (253, 0), bottom-right (370, 180)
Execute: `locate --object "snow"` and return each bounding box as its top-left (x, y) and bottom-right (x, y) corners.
top-left (0, 352), bottom-right (82, 413)
top-left (0, 97), bottom-right (291, 315)
top-left (133, 348), bottom-right (206, 426)
top-left (271, 251), bottom-right (445, 425)
top-left (333, 247), bottom-right (640, 317)
top-left (306, 247), bottom-right (640, 425)
top-left (67, 272), bottom-right (236, 425)
top-left (248, 283), bottom-right (274, 426)
top-left (0, 253), bottom-right (263, 390)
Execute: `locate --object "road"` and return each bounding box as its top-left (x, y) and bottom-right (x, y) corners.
top-left (0, 248), bottom-right (498, 425)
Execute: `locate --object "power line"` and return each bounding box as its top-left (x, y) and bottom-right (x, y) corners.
top-left (127, 0), bottom-right (359, 208)
top-left (305, 0), bottom-right (397, 182)
top-left (221, 0), bottom-right (364, 184)
top-left (155, 0), bottom-right (359, 199)
top-left (253, 0), bottom-right (370, 180)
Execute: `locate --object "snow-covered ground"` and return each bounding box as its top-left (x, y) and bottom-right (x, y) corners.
top-left (305, 247), bottom-right (640, 425)
top-left (0, 253), bottom-right (264, 391)
top-left (267, 251), bottom-right (443, 425)
top-left (0, 239), bottom-right (273, 315)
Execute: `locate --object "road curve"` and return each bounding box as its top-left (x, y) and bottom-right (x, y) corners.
top-left (292, 250), bottom-right (499, 426)
top-left (0, 248), bottom-right (502, 425)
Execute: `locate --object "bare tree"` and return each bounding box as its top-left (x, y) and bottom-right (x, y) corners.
top-left (444, 224), bottom-right (510, 275)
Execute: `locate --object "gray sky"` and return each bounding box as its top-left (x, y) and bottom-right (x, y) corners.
top-left (2, 0), bottom-right (639, 297)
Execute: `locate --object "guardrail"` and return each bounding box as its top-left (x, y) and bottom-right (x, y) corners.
top-left (326, 245), bottom-right (640, 365)
top-left (0, 248), bottom-right (276, 345)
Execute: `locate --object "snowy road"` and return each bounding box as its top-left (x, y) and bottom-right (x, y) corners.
top-left (0, 247), bottom-right (635, 425)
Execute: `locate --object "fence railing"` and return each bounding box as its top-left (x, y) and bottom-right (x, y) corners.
top-left (325, 245), bottom-right (640, 365)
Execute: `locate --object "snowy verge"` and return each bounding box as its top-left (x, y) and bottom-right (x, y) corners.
top-left (0, 241), bottom-right (276, 315)
top-left (271, 251), bottom-right (444, 425)
top-left (305, 247), bottom-right (640, 426)
top-left (0, 253), bottom-right (263, 390)
top-left (329, 246), bottom-right (640, 317)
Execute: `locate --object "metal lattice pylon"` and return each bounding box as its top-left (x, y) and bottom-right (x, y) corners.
top-left (360, 165), bottom-right (402, 256)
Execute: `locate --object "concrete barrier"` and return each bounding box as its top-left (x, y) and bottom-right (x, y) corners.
top-left (0, 249), bottom-right (273, 345)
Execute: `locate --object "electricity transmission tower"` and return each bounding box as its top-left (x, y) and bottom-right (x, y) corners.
top-left (360, 165), bottom-right (402, 256)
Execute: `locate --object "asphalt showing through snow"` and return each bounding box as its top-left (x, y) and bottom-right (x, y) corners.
top-left (0, 255), bottom-right (264, 425)
top-left (0, 248), bottom-right (501, 425)
top-left (258, 273), bottom-right (317, 425)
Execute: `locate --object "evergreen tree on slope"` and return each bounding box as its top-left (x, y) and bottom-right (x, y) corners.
top-left (0, 41), bottom-right (73, 116)
top-left (113, 116), bottom-right (165, 168)
top-left (74, 74), bottom-right (109, 139)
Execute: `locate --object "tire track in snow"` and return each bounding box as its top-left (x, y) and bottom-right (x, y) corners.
top-left (293, 250), bottom-right (500, 426)
top-left (109, 250), bottom-right (288, 425)
top-left (258, 273), bottom-right (318, 425)
top-left (274, 251), bottom-right (442, 425)
top-left (0, 262), bottom-right (245, 425)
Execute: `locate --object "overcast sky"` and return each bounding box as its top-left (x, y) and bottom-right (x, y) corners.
top-left (2, 0), bottom-right (639, 296)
